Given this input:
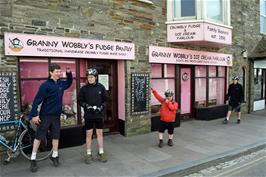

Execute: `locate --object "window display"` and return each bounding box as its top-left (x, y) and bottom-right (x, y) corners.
top-left (195, 66), bottom-right (226, 107)
top-left (20, 58), bottom-right (77, 127)
top-left (151, 64), bottom-right (176, 113)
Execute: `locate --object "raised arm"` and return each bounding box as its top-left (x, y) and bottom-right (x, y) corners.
top-left (62, 70), bottom-right (73, 90)
top-left (151, 88), bottom-right (164, 103)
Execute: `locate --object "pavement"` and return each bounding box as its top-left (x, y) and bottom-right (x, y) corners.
top-left (1, 109), bottom-right (265, 177)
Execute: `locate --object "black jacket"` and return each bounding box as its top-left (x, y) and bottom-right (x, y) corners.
top-left (78, 82), bottom-right (108, 119)
top-left (226, 83), bottom-right (244, 107)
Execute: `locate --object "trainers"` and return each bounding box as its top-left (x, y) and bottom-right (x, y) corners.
top-left (223, 119), bottom-right (228, 124)
top-left (50, 156), bottom-right (59, 167)
top-left (158, 139), bottom-right (163, 148)
top-left (237, 119), bottom-right (241, 124)
top-left (30, 160), bottom-right (38, 173)
top-left (97, 153), bottom-right (107, 163)
top-left (84, 154), bottom-right (92, 164)
top-left (168, 139), bottom-right (173, 146)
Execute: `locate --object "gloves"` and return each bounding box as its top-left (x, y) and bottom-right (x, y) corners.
top-left (85, 105), bottom-right (104, 112)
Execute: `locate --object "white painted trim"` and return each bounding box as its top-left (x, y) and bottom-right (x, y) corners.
top-left (165, 19), bottom-right (233, 29)
top-left (166, 0), bottom-right (231, 26)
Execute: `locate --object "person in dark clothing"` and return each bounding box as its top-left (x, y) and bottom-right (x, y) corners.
top-left (223, 76), bottom-right (244, 124)
top-left (78, 68), bottom-right (108, 164)
top-left (29, 63), bottom-right (72, 172)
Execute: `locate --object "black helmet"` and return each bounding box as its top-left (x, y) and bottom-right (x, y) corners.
top-left (164, 89), bottom-right (174, 97)
top-left (86, 68), bottom-right (98, 77)
top-left (232, 76), bottom-right (239, 80)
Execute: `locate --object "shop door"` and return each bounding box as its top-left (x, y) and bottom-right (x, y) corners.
top-left (88, 60), bottom-right (118, 133)
top-left (180, 67), bottom-right (192, 118)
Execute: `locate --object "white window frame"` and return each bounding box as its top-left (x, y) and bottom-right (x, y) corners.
top-left (167, 0), bottom-right (231, 26)
top-left (260, 0), bottom-right (266, 34)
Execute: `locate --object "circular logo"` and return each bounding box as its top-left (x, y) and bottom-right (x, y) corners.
top-left (9, 38), bottom-right (23, 52)
top-left (182, 72), bottom-right (189, 81)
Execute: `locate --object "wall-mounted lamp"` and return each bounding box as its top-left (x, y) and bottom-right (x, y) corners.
top-left (241, 49), bottom-right (248, 58)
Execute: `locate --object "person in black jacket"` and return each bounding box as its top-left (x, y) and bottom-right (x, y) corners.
top-left (78, 68), bottom-right (108, 164)
top-left (223, 76), bottom-right (244, 124)
top-left (29, 63), bottom-right (72, 172)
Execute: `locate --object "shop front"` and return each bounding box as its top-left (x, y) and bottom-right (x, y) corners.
top-left (149, 46), bottom-right (233, 123)
top-left (4, 32), bottom-right (135, 147)
top-left (253, 60), bottom-right (266, 111)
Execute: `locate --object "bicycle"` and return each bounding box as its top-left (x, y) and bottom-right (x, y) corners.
top-left (0, 113), bottom-right (52, 164)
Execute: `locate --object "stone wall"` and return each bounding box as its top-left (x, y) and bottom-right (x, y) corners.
top-left (0, 0), bottom-right (168, 136)
top-left (0, 0), bottom-right (263, 136)
top-left (229, 0), bottom-right (262, 112)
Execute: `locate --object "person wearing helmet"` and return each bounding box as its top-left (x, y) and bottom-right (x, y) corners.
top-left (29, 64), bottom-right (72, 172)
top-left (78, 68), bottom-right (108, 164)
top-left (223, 76), bottom-right (244, 124)
top-left (151, 88), bottom-right (178, 148)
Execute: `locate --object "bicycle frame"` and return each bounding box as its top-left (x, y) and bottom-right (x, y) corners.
top-left (0, 119), bottom-right (27, 153)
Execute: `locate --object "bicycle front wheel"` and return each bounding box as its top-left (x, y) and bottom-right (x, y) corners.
top-left (19, 129), bottom-right (52, 161)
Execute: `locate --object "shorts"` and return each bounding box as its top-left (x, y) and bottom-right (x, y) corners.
top-left (228, 104), bottom-right (241, 112)
top-left (35, 116), bottom-right (60, 140)
top-left (158, 120), bottom-right (174, 135)
top-left (84, 118), bottom-right (104, 130)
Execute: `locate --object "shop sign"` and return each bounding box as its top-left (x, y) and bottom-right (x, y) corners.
top-left (149, 46), bottom-right (233, 66)
top-left (0, 71), bottom-right (19, 129)
top-left (167, 22), bottom-right (232, 47)
top-left (131, 73), bottom-right (150, 115)
top-left (4, 32), bottom-right (135, 60)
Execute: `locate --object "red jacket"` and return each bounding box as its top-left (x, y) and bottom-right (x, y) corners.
top-left (152, 89), bottom-right (178, 122)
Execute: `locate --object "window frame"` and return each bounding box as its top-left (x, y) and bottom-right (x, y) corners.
top-left (151, 64), bottom-right (177, 113)
top-left (194, 65), bottom-right (227, 108)
top-left (167, 0), bottom-right (231, 26)
top-left (18, 57), bottom-right (79, 128)
top-left (260, 0), bottom-right (266, 34)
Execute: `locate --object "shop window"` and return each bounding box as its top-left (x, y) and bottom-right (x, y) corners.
top-left (208, 66), bottom-right (217, 77)
top-left (164, 64), bottom-right (175, 77)
top-left (19, 58), bottom-right (77, 127)
top-left (167, 0), bottom-right (230, 26)
top-left (20, 58), bottom-right (49, 78)
top-left (195, 65), bottom-right (207, 77)
top-left (218, 66), bottom-right (225, 77)
top-left (260, 0), bottom-right (266, 34)
top-left (151, 64), bottom-right (176, 113)
top-left (195, 66), bottom-right (226, 108)
top-left (254, 68), bottom-right (265, 100)
top-left (195, 78), bottom-right (206, 107)
top-left (151, 64), bottom-right (162, 78)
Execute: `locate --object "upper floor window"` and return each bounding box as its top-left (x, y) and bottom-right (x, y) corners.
top-left (173, 0), bottom-right (196, 18)
top-left (260, 0), bottom-right (266, 34)
top-left (205, 0), bottom-right (223, 22)
top-left (167, 0), bottom-right (230, 26)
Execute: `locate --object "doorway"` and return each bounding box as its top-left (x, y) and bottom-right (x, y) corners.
top-left (87, 60), bottom-right (118, 133)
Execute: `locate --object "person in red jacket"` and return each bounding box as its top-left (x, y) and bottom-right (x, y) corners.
top-left (151, 88), bottom-right (178, 148)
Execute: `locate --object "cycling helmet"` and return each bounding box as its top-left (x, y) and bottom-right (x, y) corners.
top-left (164, 89), bottom-right (174, 97)
top-left (232, 76), bottom-right (239, 80)
top-left (86, 68), bottom-right (98, 77)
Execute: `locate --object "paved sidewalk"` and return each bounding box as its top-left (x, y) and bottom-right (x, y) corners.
top-left (1, 110), bottom-right (266, 177)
